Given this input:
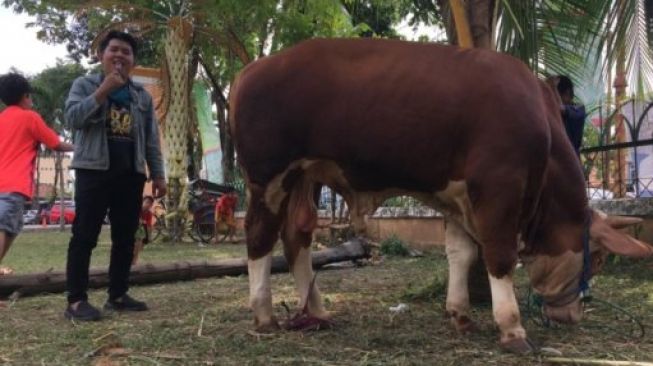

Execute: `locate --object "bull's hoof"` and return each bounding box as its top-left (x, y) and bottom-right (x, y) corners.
top-left (254, 319), bottom-right (281, 333)
top-left (500, 337), bottom-right (536, 355)
top-left (451, 315), bottom-right (476, 334)
top-left (283, 313), bottom-right (333, 331)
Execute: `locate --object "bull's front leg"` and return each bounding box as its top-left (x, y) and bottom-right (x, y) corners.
top-left (488, 273), bottom-right (532, 354)
top-left (445, 220), bottom-right (477, 333)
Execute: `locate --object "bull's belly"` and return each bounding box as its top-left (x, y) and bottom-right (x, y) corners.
top-left (257, 158), bottom-right (477, 238)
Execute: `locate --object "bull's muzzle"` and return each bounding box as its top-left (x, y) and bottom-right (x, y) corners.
top-left (543, 298), bottom-right (583, 324)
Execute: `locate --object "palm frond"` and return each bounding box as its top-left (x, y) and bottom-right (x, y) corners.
top-left (585, 0), bottom-right (653, 100)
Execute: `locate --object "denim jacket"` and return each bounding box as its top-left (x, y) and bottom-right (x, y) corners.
top-left (64, 74), bottom-right (165, 179)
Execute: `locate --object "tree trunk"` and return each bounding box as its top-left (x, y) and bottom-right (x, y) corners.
top-left (467, 0), bottom-right (496, 49)
top-left (613, 40), bottom-right (628, 198)
top-left (449, 0), bottom-right (474, 47)
top-left (56, 152), bottom-right (65, 230)
top-left (448, 0), bottom-right (496, 48)
top-left (32, 150), bottom-right (41, 210)
top-left (0, 239), bottom-right (370, 299)
top-left (222, 119), bottom-right (235, 183)
top-left (200, 57), bottom-right (235, 183)
top-left (187, 49), bottom-right (202, 181)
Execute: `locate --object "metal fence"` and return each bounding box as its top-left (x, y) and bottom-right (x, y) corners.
top-left (581, 99), bottom-right (653, 200)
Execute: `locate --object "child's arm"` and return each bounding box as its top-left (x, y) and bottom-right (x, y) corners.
top-left (29, 111), bottom-right (69, 151)
top-left (54, 142), bottom-right (74, 152)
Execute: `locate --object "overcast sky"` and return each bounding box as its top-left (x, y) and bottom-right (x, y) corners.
top-left (0, 6), bottom-right (72, 75)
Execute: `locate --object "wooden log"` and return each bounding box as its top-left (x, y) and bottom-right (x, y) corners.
top-left (545, 357), bottom-right (653, 366)
top-left (0, 239), bottom-right (369, 299)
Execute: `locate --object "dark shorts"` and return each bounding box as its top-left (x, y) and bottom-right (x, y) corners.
top-left (0, 193), bottom-right (26, 236)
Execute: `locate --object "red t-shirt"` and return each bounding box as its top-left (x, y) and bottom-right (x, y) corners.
top-left (215, 194), bottom-right (237, 217)
top-left (140, 210), bottom-right (153, 227)
top-left (0, 106), bottom-right (61, 198)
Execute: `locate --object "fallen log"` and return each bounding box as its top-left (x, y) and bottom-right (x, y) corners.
top-left (545, 357), bottom-right (653, 366)
top-left (0, 239), bottom-right (369, 299)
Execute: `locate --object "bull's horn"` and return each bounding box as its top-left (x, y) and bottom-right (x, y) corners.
top-left (605, 215), bottom-right (643, 229)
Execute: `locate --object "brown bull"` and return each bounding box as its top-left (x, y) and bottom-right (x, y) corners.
top-left (230, 38), bottom-right (653, 353)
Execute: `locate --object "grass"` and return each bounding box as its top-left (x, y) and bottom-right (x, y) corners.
top-left (0, 231), bottom-right (652, 365)
top-left (3, 230), bottom-right (247, 274)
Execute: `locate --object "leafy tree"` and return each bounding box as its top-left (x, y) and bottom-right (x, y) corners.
top-left (30, 61), bottom-right (86, 135)
top-left (342, 0), bottom-right (442, 38)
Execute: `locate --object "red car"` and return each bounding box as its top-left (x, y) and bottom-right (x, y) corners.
top-left (48, 201), bottom-right (75, 224)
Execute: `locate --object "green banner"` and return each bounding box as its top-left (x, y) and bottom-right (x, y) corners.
top-left (193, 82), bottom-right (223, 183)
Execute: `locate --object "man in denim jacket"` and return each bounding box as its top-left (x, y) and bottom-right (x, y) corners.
top-left (63, 30), bottom-right (167, 321)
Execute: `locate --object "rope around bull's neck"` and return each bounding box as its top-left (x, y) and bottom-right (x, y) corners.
top-left (522, 285), bottom-right (646, 339)
top-left (521, 211), bottom-right (645, 338)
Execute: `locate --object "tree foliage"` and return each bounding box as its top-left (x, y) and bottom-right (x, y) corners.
top-left (29, 62), bottom-right (86, 135)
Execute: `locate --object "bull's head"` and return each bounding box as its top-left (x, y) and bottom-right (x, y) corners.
top-left (524, 209), bottom-right (652, 324)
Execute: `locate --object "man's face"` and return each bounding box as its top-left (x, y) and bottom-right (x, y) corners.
top-left (561, 90), bottom-right (574, 105)
top-left (98, 39), bottom-right (135, 79)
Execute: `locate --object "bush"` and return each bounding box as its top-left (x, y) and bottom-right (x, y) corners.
top-left (380, 235), bottom-right (410, 257)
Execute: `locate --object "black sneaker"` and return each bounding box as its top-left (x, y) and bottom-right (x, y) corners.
top-left (104, 294), bottom-right (148, 312)
top-left (64, 301), bottom-right (101, 321)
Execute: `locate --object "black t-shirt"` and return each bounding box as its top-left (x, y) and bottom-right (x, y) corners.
top-left (106, 101), bottom-right (135, 172)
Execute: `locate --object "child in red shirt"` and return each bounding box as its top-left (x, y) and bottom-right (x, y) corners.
top-left (132, 195), bottom-right (154, 265)
top-left (0, 73), bottom-right (73, 277)
top-left (214, 190), bottom-right (238, 243)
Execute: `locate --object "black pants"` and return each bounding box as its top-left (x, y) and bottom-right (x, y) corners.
top-left (66, 169), bottom-right (146, 304)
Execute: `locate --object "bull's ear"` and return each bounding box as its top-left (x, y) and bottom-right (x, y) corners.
top-left (605, 215), bottom-right (643, 229)
top-left (591, 213), bottom-right (653, 257)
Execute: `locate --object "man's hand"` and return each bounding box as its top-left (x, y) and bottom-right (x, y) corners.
top-left (152, 177), bottom-right (167, 198)
top-left (94, 70), bottom-right (126, 104)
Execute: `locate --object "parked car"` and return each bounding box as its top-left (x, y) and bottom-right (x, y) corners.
top-left (48, 201), bottom-right (75, 224)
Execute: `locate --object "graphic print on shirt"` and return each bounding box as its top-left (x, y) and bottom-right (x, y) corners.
top-left (107, 104), bottom-right (134, 141)
top-left (106, 102), bottom-right (136, 172)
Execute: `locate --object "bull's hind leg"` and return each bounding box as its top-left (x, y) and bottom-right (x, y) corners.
top-left (246, 185), bottom-right (283, 331)
top-left (282, 179), bottom-right (330, 329)
top-left (445, 220), bottom-right (478, 333)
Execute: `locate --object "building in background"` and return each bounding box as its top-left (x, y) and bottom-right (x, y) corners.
top-left (34, 154), bottom-right (72, 199)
